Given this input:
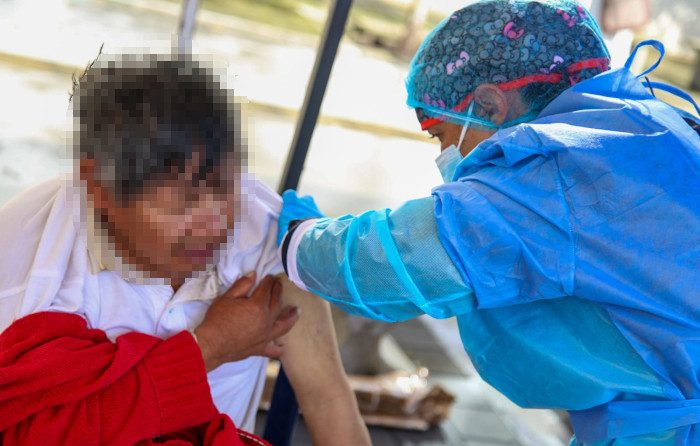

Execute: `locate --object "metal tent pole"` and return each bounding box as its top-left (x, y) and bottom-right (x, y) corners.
top-left (277, 0), bottom-right (354, 193)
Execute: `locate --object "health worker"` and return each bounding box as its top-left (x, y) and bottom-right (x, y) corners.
top-left (277, 0), bottom-right (700, 445)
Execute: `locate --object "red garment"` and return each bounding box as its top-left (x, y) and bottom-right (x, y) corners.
top-left (0, 312), bottom-right (269, 446)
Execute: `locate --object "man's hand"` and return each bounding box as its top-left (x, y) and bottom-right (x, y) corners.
top-left (194, 272), bottom-right (300, 372)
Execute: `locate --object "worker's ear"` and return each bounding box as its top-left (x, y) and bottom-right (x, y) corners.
top-left (79, 157), bottom-right (115, 210)
top-left (473, 84), bottom-right (508, 127)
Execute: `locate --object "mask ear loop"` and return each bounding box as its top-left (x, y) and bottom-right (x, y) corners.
top-left (457, 122), bottom-right (468, 151)
top-left (457, 101), bottom-right (475, 152)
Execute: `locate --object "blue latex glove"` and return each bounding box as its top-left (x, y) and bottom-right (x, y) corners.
top-left (277, 190), bottom-right (325, 246)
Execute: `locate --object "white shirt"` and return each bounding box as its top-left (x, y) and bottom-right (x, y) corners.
top-left (0, 174), bottom-right (284, 432)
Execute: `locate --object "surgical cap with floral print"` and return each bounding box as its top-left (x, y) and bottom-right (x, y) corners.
top-left (406, 0), bottom-right (610, 130)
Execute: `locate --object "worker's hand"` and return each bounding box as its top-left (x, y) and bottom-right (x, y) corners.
top-left (194, 272), bottom-right (300, 372)
top-left (277, 190), bottom-right (325, 246)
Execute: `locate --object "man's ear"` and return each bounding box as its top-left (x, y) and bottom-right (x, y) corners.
top-left (79, 158), bottom-right (114, 210)
top-left (473, 84), bottom-right (508, 127)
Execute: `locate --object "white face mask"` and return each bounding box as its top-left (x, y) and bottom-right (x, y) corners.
top-left (435, 144), bottom-right (462, 183)
top-left (434, 113), bottom-right (470, 183)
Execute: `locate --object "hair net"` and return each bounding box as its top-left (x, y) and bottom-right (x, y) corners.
top-left (406, 0), bottom-right (610, 130)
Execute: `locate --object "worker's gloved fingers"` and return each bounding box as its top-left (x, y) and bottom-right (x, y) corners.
top-left (282, 190), bottom-right (325, 217)
top-left (277, 189), bottom-right (326, 246)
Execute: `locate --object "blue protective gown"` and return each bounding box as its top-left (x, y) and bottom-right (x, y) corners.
top-left (288, 66), bottom-right (700, 445)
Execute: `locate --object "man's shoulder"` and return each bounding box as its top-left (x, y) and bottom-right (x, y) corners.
top-left (0, 176), bottom-right (82, 287)
top-left (0, 176), bottom-right (73, 253)
top-left (0, 176), bottom-right (66, 224)
top-left (0, 176), bottom-right (89, 326)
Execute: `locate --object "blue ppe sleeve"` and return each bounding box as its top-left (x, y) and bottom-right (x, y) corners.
top-left (293, 197), bottom-right (476, 322)
top-left (434, 149), bottom-right (576, 310)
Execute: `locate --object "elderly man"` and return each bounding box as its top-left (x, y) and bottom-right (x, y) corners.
top-left (0, 51), bottom-right (369, 445)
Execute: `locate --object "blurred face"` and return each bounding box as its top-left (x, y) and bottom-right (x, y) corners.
top-left (426, 121), bottom-right (496, 157)
top-left (86, 152), bottom-right (238, 289)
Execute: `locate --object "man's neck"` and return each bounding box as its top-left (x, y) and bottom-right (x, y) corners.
top-left (171, 279), bottom-right (184, 293)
